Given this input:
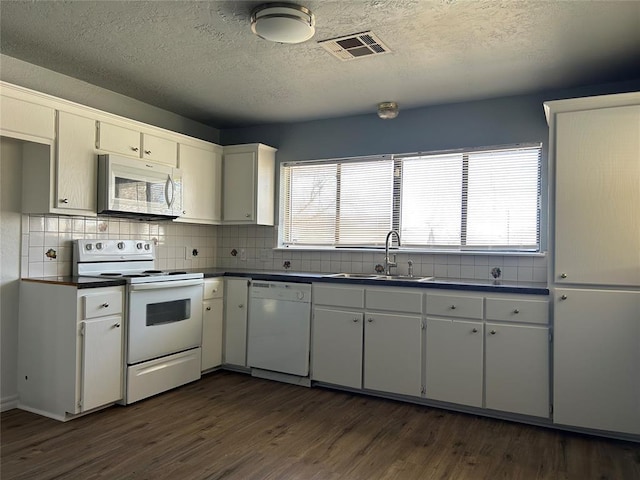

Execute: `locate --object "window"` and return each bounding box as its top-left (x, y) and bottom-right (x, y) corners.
top-left (280, 144), bottom-right (541, 251)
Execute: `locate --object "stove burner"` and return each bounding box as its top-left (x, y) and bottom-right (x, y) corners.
top-left (100, 273), bottom-right (123, 276)
top-left (143, 270), bottom-right (163, 274)
top-left (123, 274), bottom-right (150, 278)
top-left (168, 271), bottom-right (188, 275)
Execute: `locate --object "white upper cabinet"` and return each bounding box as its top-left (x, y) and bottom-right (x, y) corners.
top-left (0, 93), bottom-right (55, 142)
top-left (55, 111), bottom-right (97, 214)
top-left (222, 143), bottom-right (276, 225)
top-left (176, 142), bottom-right (222, 224)
top-left (550, 97), bottom-right (640, 287)
top-left (97, 121), bottom-right (178, 166)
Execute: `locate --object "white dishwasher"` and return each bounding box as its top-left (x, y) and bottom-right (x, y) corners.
top-left (247, 281), bottom-right (312, 377)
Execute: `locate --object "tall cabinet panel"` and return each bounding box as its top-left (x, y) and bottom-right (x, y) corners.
top-left (177, 142), bottom-right (222, 224)
top-left (554, 104), bottom-right (640, 286)
top-left (546, 92), bottom-right (640, 438)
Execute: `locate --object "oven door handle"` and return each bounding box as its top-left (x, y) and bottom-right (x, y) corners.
top-left (129, 279), bottom-right (203, 291)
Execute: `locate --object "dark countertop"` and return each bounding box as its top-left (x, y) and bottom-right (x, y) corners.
top-left (23, 270), bottom-right (548, 295)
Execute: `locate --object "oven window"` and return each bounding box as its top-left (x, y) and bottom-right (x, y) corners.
top-left (146, 299), bottom-right (190, 326)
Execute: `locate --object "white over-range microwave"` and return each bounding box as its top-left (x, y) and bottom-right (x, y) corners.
top-left (97, 154), bottom-right (183, 219)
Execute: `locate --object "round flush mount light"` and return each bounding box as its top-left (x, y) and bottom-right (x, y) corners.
top-left (251, 3), bottom-right (315, 44)
top-left (377, 101), bottom-right (399, 119)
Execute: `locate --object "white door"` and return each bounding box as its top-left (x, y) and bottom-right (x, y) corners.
top-left (56, 111), bottom-right (97, 214)
top-left (312, 308), bottom-right (363, 389)
top-left (223, 151), bottom-right (255, 222)
top-left (128, 280), bottom-right (203, 364)
top-left (364, 312), bottom-right (422, 397)
top-left (178, 143), bottom-right (222, 223)
top-left (81, 316), bottom-right (123, 411)
top-left (555, 105), bottom-right (640, 286)
top-left (425, 318), bottom-right (483, 407)
top-left (97, 121), bottom-right (141, 157)
top-left (485, 323), bottom-right (549, 417)
top-left (201, 299), bottom-right (223, 371)
top-left (142, 132), bottom-right (177, 166)
top-left (554, 288), bottom-right (640, 435)
top-left (224, 278), bottom-right (249, 366)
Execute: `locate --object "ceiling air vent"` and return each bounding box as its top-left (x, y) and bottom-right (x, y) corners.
top-left (318, 31), bottom-right (391, 61)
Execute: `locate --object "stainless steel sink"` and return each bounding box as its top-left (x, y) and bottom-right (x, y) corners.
top-left (325, 273), bottom-right (381, 279)
top-left (374, 275), bottom-right (434, 282)
top-left (326, 273), bottom-right (434, 282)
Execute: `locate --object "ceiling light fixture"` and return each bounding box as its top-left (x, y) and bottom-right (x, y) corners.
top-left (251, 3), bottom-right (315, 44)
top-left (377, 101), bottom-right (399, 119)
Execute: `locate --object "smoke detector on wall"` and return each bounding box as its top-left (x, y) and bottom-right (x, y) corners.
top-left (251, 3), bottom-right (315, 44)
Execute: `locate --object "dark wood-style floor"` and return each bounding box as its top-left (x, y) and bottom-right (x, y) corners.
top-left (1, 371), bottom-right (638, 480)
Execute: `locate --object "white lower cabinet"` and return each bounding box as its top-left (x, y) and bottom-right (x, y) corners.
top-left (18, 282), bottom-right (124, 421)
top-left (363, 312), bottom-right (423, 397)
top-left (485, 323), bottom-right (549, 417)
top-left (554, 288), bottom-right (640, 435)
top-left (425, 318), bottom-right (484, 407)
top-left (202, 278), bottom-right (224, 371)
top-left (223, 277), bottom-right (250, 367)
top-left (311, 308), bottom-right (363, 389)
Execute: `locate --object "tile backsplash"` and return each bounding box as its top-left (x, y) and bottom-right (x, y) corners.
top-left (22, 219), bottom-right (546, 283)
top-left (216, 225), bottom-right (548, 283)
top-left (22, 214), bottom-right (217, 277)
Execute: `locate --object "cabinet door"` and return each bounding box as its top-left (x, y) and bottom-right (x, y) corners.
top-left (425, 318), bottom-right (483, 407)
top-left (142, 133), bottom-right (177, 166)
top-left (202, 299), bottom-right (223, 371)
top-left (56, 111), bottom-right (97, 214)
top-left (0, 95), bottom-right (55, 140)
top-left (485, 323), bottom-right (549, 417)
top-left (97, 121), bottom-right (141, 157)
top-left (81, 316), bottom-right (123, 411)
top-left (223, 151), bottom-right (255, 222)
top-left (178, 143), bottom-right (222, 224)
top-left (554, 288), bottom-right (640, 435)
top-left (555, 105), bottom-right (640, 286)
top-left (364, 312), bottom-right (422, 396)
top-left (223, 278), bottom-right (249, 366)
top-left (312, 308), bottom-right (363, 389)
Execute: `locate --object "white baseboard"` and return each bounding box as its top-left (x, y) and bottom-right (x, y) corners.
top-left (1, 394), bottom-right (18, 412)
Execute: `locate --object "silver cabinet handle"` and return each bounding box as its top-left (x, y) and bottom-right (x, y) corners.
top-left (490, 330), bottom-right (497, 335)
top-left (60, 198), bottom-right (69, 204)
top-left (513, 309), bottom-right (520, 314)
top-left (560, 295), bottom-right (568, 300)
top-left (102, 303), bottom-right (109, 308)
top-left (560, 273), bottom-right (567, 279)
top-left (131, 146), bottom-right (139, 152)
top-left (144, 150), bottom-right (151, 155)
top-left (206, 306), bottom-right (211, 311)
top-left (245, 213), bottom-right (250, 218)
top-left (367, 318), bottom-right (373, 323)
top-left (450, 305), bottom-right (456, 310)
top-left (183, 210), bottom-right (187, 214)
top-left (472, 328), bottom-right (478, 333)
top-left (353, 318), bottom-right (359, 323)
top-left (238, 304), bottom-right (244, 308)
top-left (113, 323), bottom-right (121, 328)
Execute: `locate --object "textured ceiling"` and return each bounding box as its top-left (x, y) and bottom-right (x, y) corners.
top-left (1, 1), bottom-right (639, 128)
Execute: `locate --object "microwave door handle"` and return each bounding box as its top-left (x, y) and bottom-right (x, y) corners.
top-left (165, 175), bottom-right (176, 208)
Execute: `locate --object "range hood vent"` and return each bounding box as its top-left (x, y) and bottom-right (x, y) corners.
top-left (318, 31), bottom-right (391, 61)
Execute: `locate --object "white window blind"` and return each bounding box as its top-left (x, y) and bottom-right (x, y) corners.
top-left (280, 144), bottom-right (541, 251)
top-left (281, 157), bottom-right (393, 246)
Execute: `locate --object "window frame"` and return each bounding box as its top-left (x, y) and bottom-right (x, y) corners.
top-left (279, 143), bottom-right (542, 253)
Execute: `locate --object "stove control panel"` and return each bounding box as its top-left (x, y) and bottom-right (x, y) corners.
top-left (75, 239), bottom-right (154, 262)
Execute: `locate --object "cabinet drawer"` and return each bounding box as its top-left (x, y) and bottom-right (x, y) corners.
top-left (426, 293), bottom-right (483, 319)
top-left (486, 297), bottom-right (549, 324)
top-left (313, 284), bottom-right (364, 308)
top-left (82, 291), bottom-right (123, 319)
top-left (365, 288), bottom-right (423, 314)
top-left (203, 278), bottom-right (224, 300)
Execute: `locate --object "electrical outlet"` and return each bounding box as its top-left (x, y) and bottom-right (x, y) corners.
top-left (185, 246), bottom-right (199, 259)
top-left (240, 248), bottom-right (247, 261)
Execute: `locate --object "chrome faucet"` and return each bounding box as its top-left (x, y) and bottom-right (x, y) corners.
top-left (384, 230), bottom-right (401, 275)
